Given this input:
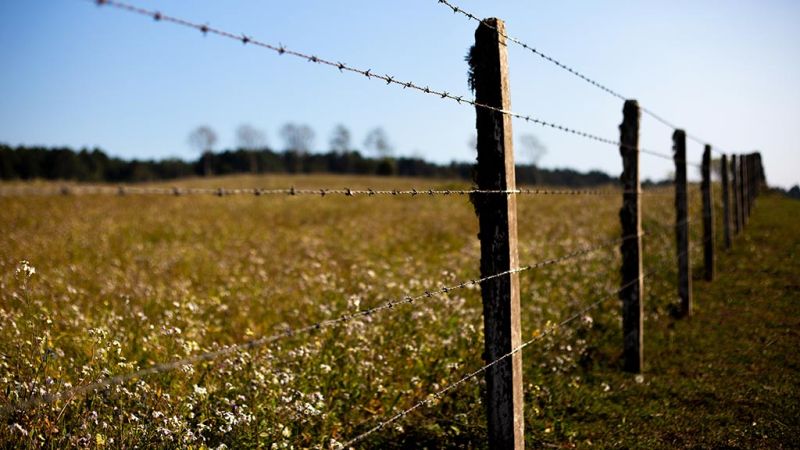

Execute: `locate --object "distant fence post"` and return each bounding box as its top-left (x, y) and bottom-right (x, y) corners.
top-left (751, 154), bottom-right (756, 207)
top-left (471, 17), bottom-right (525, 450)
top-left (755, 152), bottom-right (764, 196)
top-left (731, 155), bottom-right (741, 235)
top-left (619, 100), bottom-right (643, 373)
top-left (721, 154), bottom-right (732, 249)
top-left (673, 130), bottom-right (692, 316)
top-left (701, 145), bottom-right (715, 280)
top-left (745, 154), bottom-right (752, 215)
top-left (741, 154), bottom-right (749, 226)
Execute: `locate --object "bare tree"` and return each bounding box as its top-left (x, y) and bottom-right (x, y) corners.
top-left (364, 127), bottom-right (393, 158)
top-left (280, 123), bottom-right (315, 154)
top-left (519, 133), bottom-right (547, 166)
top-left (188, 126), bottom-right (217, 177)
top-left (329, 124), bottom-right (352, 154)
top-left (236, 124), bottom-right (267, 173)
top-left (236, 124), bottom-right (267, 150)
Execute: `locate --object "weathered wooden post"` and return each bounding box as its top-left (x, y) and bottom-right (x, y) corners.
top-left (748, 153), bottom-right (758, 209)
top-left (752, 153), bottom-right (761, 198)
top-left (740, 153), bottom-right (749, 226)
top-left (731, 155), bottom-right (741, 235)
top-left (745, 154), bottom-right (752, 214)
top-left (747, 154), bottom-right (753, 218)
top-left (619, 100), bottom-right (643, 373)
top-left (721, 154), bottom-right (732, 249)
top-left (701, 145), bottom-right (715, 280)
top-left (673, 130), bottom-right (692, 316)
top-left (754, 152), bottom-right (764, 196)
top-left (470, 18), bottom-right (524, 449)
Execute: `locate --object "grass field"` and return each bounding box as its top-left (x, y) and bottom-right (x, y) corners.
top-left (0, 174), bottom-right (796, 448)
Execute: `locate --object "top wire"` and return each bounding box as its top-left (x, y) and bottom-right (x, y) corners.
top-left (89, 0), bottom-right (681, 162)
top-left (435, 0), bottom-right (728, 156)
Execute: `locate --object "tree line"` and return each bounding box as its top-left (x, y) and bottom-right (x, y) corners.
top-left (0, 123), bottom-right (619, 187)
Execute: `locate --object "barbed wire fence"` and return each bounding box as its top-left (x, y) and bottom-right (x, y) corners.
top-left (435, 0), bottom-right (729, 157)
top-left (0, 0), bottom-right (769, 447)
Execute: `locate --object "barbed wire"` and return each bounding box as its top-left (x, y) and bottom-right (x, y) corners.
top-left (436, 0), bottom-right (626, 101)
top-left (435, 0), bottom-right (730, 158)
top-left (88, 0), bottom-right (680, 161)
top-left (0, 184), bottom-right (690, 198)
top-left (340, 271), bottom-right (651, 448)
top-left (0, 232), bottom-right (636, 416)
top-left (342, 231), bottom-right (715, 447)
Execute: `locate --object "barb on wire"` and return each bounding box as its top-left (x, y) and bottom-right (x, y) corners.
top-left (341, 272), bottom-right (652, 448)
top-left (90, 0), bottom-right (643, 155)
top-left (1, 232), bottom-right (633, 416)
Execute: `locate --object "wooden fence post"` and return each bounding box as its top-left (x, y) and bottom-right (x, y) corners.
top-left (752, 153), bottom-right (761, 198)
top-left (751, 154), bottom-right (756, 204)
top-left (701, 145), bottom-right (715, 280)
top-left (470, 18), bottom-right (524, 449)
top-left (731, 155), bottom-right (741, 235)
top-left (619, 100), bottom-right (643, 373)
top-left (745, 154), bottom-right (752, 214)
top-left (755, 152), bottom-right (764, 196)
top-left (673, 130), bottom-right (692, 316)
top-left (721, 154), bottom-right (732, 249)
top-left (741, 154), bottom-right (749, 225)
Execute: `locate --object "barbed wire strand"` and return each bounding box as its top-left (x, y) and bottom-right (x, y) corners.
top-left (340, 271), bottom-right (651, 448)
top-left (436, 0), bottom-right (729, 157)
top-left (342, 233), bottom-right (713, 447)
top-left (0, 184), bottom-right (690, 198)
top-left (89, 0), bottom-right (683, 162)
top-left (437, 0), bottom-right (625, 101)
top-left (0, 232), bottom-right (637, 416)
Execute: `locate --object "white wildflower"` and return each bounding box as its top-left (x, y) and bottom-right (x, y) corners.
top-left (193, 385), bottom-right (208, 397)
top-left (11, 423), bottom-right (28, 437)
top-left (15, 261), bottom-right (36, 279)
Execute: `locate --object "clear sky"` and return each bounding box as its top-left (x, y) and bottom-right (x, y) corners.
top-left (1, 0), bottom-right (798, 188)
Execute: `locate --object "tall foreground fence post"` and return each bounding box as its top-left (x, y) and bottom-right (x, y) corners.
top-left (701, 145), bottom-right (715, 280)
top-left (619, 100), bottom-right (643, 373)
top-left (470, 18), bottom-right (525, 449)
top-left (721, 154), bottom-right (732, 249)
top-left (673, 130), bottom-right (692, 316)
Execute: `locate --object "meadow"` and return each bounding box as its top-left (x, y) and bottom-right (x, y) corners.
top-left (2, 174), bottom-right (795, 449)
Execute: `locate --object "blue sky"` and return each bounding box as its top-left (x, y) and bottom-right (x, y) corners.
top-left (1, 0), bottom-right (798, 188)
